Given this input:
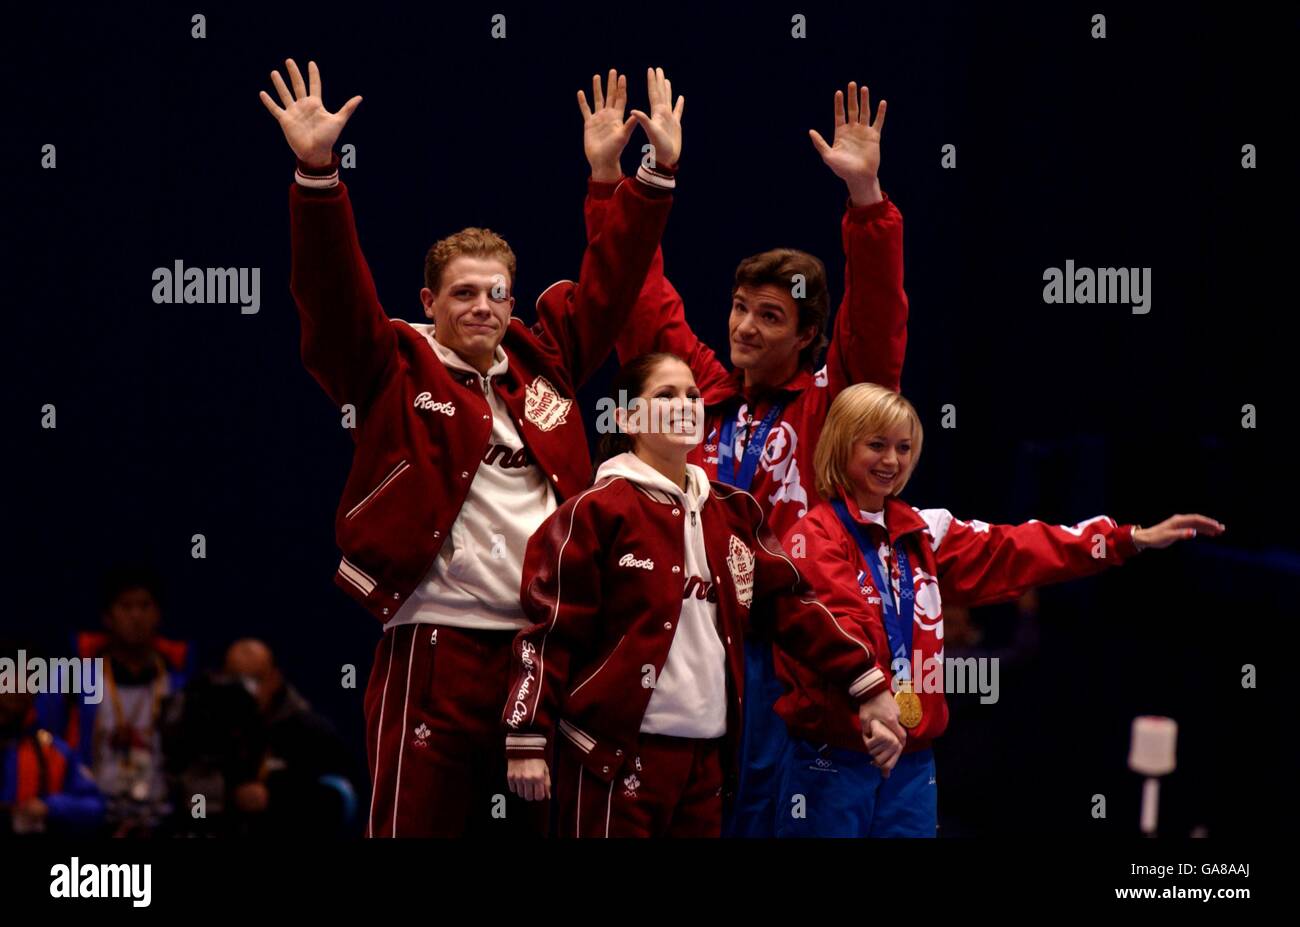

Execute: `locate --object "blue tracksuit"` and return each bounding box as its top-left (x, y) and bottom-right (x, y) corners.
top-left (776, 737), bottom-right (937, 837)
top-left (723, 640), bottom-right (793, 837)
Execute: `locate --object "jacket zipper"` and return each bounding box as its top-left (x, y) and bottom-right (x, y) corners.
top-left (345, 459), bottom-right (410, 520)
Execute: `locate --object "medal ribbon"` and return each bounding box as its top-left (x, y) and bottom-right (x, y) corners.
top-left (716, 401), bottom-right (786, 490)
top-left (829, 498), bottom-right (915, 681)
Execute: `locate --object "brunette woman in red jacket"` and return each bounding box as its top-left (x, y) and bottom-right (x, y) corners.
top-left (502, 354), bottom-right (907, 837)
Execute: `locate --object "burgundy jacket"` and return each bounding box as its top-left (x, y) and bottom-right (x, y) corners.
top-left (288, 168), bottom-right (673, 622)
top-left (502, 475), bottom-right (889, 793)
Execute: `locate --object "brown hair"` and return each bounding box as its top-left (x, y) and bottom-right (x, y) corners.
top-left (424, 227), bottom-right (517, 294)
top-left (596, 352), bottom-right (690, 464)
top-left (732, 248), bottom-right (830, 370)
top-left (814, 383), bottom-right (924, 501)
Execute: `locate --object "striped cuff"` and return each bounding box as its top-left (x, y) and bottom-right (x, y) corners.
top-left (635, 162), bottom-right (676, 190)
top-left (849, 666), bottom-right (888, 700)
top-left (295, 153), bottom-right (340, 189)
top-left (505, 734), bottom-right (548, 759)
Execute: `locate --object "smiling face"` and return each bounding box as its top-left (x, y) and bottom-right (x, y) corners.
top-left (420, 255), bottom-right (515, 372)
top-left (728, 283), bottom-right (816, 386)
top-left (618, 357), bottom-right (704, 463)
top-left (845, 421), bottom-right (915, 512)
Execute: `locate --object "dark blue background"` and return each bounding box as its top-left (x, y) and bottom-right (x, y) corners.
top-left (8, 1), bottom-right (1292, 836)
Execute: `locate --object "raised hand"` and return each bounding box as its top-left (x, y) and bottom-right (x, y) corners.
top-left (259, 58), bottom-right (362, 169)
top-left (809, 81), bottom-right (886, 206)
top-left (1133, 514), bottom-right (1225, 550)
top-left (579, 69), bottom-right (636, 183)
top-left (630, 66), bottom-right (685, 170)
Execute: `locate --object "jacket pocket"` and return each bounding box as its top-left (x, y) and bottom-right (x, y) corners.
top-left (418, 625), bottom-right (441, 706)
top-left (407, 625), bottom-right (443, 733)
top-left (345, 460), bottom-right (410, 521)
top-left (567, 633), bottom-right (628, 698)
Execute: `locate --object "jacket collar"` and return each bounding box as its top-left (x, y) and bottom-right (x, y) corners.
top-left (713, 365), bottom-right (815, 410)
top-left (595, 452), bottom-right (711, 508)
top-left (76, 632), bottom-right (188, 672)
top-left (835, 488), bottom-right (928, 547)
top-left (412, 322), bottom-right (509, 379)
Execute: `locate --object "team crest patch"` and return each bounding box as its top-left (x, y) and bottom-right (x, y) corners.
top-left (524, 376), bottom-right (572, 432)
top-left (727, 535), bottom-right (755, 608)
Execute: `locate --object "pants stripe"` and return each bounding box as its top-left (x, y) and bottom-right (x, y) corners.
top-left (575, 766), bottom-right (584, 836)
top-left (391, 625), bottom-right (417, 837)
top-left (367, 631), bottom-right (398, 838)
top-left (605, 779), bottom-right (614, 838)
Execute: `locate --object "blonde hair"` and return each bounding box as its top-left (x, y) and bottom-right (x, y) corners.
top-left (424, 227), bottom-right (517, 294)
top-left (814, 383), bottom-right (924, 501)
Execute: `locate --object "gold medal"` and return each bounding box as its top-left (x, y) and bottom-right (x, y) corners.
top-left (894, 679), bottom-right (923, 729)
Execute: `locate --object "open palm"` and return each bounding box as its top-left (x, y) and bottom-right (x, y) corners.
top-left (630, 67), bottom-right (685, 169)
top-left (259, 58), bottom-right (361, 168)
top-left (810, 82), bottom-right (885, 184)
top-left (579, 69), bottom-right (635, 177)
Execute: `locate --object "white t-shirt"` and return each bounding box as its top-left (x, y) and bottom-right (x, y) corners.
top-left (386, 327), bottom-right (558, 631)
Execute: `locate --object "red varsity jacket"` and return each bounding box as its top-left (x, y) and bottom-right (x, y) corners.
top-left (778, 495), bottom-right (1140, 753)
top-left (502, 476), bottom-right (889, 793)
top-left (288, 171), bottom-right (673, 622)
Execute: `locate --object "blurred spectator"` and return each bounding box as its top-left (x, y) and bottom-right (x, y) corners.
top-left (1, 639), bottom-right (105, 836)
top-left (160, 669), bottom-right (264, 837)
top-left (223, 639), bottom-right (356, 836)
top-left (37, 565), bottom-right (190, 836)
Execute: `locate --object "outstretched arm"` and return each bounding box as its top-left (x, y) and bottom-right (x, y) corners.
top-left (812, 83), bottom-right (908, 395)
top-left (262, 59), bottom-right (395, 412)
top-left (928, 509), bottom-right (1224, 608)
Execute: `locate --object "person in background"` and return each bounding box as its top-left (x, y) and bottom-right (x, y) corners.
top-left (38, 565), bottom-right (190, 837)
top-left (1, 639), bottom-right (105, 836)
top-left (224, 639), bottom-right (357, 836)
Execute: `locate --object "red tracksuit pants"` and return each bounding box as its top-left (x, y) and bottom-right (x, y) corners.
top-left (364, 623), bottom-right (548, 837)
top-left (556, 731), bottom-right (724, 838)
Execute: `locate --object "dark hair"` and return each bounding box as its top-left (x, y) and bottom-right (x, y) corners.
top-left (596, 352), bottom-right (690, 465)
top-left (99, 563), bottom-right (164, 614)
top-left (732, 248), bottom-right (830, 370)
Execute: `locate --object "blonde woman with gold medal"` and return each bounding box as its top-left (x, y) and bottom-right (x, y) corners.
top-left (770, 383), bottom-right (1221, 837)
